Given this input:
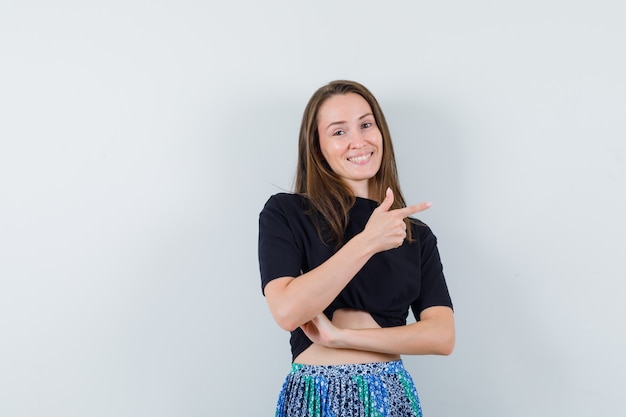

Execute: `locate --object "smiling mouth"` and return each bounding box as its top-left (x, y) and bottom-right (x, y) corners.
top-left (347, 153), bottom-right (373, 163)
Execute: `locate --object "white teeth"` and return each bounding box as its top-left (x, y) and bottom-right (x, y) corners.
top-left (348, 154), bottom-right (371, 163)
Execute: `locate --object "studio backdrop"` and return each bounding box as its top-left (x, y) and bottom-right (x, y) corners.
top-left (1, 1), bottom-right (624, 416)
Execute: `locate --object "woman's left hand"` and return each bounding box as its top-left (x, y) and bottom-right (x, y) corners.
top-left (300, 314), bottom-right (343, 348)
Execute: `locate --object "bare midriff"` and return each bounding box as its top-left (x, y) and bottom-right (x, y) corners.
top-left (293, 308), bottom-right (401, 365)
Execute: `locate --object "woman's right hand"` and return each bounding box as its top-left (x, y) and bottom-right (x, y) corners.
top-left (362, 188), bottom-right (431, 253)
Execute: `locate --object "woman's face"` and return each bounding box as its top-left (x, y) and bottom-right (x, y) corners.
top-left (317, 93), bottom-right (383, 198)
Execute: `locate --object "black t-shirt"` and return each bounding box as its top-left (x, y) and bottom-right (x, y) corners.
top-left (258, 193), bottom-right (453, 361)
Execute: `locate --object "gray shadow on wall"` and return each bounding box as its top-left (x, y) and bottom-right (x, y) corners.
top-left (383, 97), bottom-right (570, 415)
top-left (381, 98), bottom-right (492, 413)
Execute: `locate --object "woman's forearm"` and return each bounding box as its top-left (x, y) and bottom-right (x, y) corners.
top-left (334, 307), bottom-right (455, 356)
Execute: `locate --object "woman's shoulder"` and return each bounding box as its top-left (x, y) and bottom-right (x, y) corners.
top-left (262, 192), bottom-right (310, 213)
top-left (408, 217), bottom-right (438, 244)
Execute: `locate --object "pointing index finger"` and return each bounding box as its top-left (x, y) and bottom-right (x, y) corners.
top-left (394, 202), bottom-right (432, 218)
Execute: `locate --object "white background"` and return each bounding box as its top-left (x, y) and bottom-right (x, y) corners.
top-left (1, 1), bottom-right (624, 416)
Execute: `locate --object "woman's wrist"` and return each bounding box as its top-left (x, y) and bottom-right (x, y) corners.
top-left (332, 327), bottom-right (354, 349)
top-left (350, 231), bottom-right (377, 259)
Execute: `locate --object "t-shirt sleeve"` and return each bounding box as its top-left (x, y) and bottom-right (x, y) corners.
top-left (410, 224), bottom-right (453, 319)
top-left (258, 195), bottom-right (304, 294)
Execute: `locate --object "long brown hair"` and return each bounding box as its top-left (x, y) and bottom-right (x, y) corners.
top-left (294, 80), bottom-right (413, 246)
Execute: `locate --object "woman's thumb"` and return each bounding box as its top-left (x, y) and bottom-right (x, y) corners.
top-left (375, 187), bottom-right (394, 213)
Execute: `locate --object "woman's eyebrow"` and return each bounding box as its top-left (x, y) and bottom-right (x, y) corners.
top-left (325, 120), bottom-right (347, 130)
top-left (325, 113), bottom-right (373, 130)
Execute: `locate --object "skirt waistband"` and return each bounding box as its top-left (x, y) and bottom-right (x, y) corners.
top-left (290, 360), bottom-right (406, 378)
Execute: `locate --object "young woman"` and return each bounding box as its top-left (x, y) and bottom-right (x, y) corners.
top-left (258, 80), bottom-right (454, 417)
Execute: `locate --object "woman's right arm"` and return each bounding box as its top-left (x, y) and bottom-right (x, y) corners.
top-left (263, 189), bottom-right (430, 332)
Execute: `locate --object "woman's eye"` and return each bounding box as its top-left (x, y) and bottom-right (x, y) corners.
top-left (362, 122), bottom-right (372, 129)
top-left (333, 130), bottom-right (345, 136)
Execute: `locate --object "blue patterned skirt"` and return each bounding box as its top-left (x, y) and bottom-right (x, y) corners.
top-left (275, 360), bottom-right (422, 417)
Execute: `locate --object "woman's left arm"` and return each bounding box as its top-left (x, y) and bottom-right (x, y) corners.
top-left (300, 306), bottom-right (455, 356)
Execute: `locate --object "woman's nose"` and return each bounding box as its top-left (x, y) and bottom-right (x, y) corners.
top-left (350, 131), bottom-right (367, 148)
